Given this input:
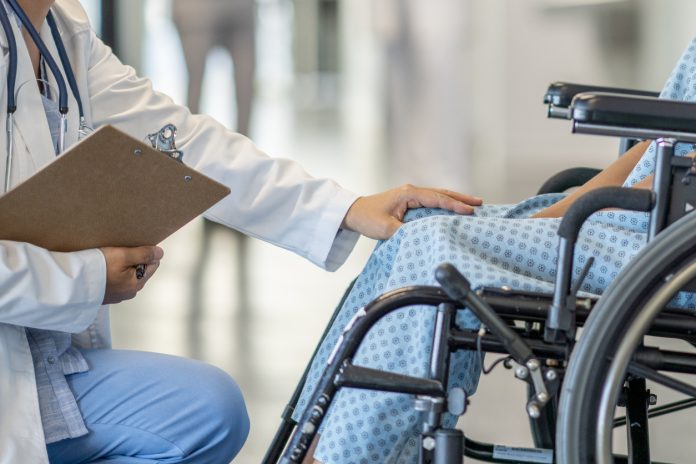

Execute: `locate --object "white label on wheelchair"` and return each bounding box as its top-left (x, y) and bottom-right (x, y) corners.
top-left (492, 445), bottom-right (553, 463)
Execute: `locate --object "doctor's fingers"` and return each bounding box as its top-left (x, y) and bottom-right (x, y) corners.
top-left (115, 261), bottom-right (160, 302)
top-left (400, 186), bottom-right (480, 216)
top-left (425, 188), bottom-right (483, 206)
top-left (137, 261), bottom-right (161, 287)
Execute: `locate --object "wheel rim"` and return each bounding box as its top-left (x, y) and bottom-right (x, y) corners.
top-left (596, 257), bottom-right (696, 463)
top-left (556, 211), bottom-right (696, 464)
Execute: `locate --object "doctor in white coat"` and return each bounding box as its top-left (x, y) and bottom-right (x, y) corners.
top-left (0, 1), bottom-right (483, 463)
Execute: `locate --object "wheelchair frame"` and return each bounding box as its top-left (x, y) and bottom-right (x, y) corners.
top-left (263, 83), bottom-right (696, 464)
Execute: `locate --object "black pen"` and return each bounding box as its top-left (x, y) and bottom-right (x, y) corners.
top-left (135, 264), bottom-right (146, 280)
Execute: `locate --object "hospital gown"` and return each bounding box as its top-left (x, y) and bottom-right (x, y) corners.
top-left (294, 35), bottom-right (696, 464)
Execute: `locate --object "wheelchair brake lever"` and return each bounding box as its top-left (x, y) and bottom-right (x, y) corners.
top-left (435, 263), bottom-right (533, 364)
top-left (570, 256), bottom-right (594, 298)
top-left (435, 263), bottom-right (560, 418)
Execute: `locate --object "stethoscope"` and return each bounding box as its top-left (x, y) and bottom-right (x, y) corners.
top-left (0, 0), bottom-right (90, 192)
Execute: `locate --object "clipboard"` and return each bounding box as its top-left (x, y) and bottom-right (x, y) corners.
top-left (0, 125), bottom-right (231, 252)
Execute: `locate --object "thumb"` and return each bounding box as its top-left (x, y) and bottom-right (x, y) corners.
top-left (382, 215), bottom-right (404, 239)
top-left (123, 246), bottom-right (163, 266)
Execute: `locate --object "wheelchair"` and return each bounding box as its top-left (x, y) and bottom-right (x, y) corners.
top-left (263, 82), bottom-right (696, 464)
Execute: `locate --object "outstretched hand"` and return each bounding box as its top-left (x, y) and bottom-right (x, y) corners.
top-left (341, 184), bottom-right (483, 240)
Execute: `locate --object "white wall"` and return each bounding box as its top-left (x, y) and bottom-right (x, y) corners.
top-left (469, 1), bottom-right (636, 202)
top-left (465, 0), bottom-right (696, 203)
top-left (635, 0), bottom-right (696, 89)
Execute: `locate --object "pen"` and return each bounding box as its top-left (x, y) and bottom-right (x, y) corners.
top-left (135, 263), bottom-right (146, 280)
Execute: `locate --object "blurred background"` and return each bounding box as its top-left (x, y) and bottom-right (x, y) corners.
top-left (82, 0), bottom-right (696, 461)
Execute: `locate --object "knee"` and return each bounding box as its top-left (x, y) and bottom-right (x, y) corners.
top-left (218, 375), bottom-right (250, 459)
top-left (196, 365), bottom-right (250, 461)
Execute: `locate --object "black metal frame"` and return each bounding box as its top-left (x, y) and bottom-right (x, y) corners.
top-left (269, 284), bottom-right (696, 463)
top-left (264, 85), bottom-right (696, 463)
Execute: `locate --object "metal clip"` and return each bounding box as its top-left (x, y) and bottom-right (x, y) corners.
top-left (147, 123), bottom-right (184, 163)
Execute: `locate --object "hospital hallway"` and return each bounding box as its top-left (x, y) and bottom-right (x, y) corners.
top-left (101, 0), bottom-right (696, 462)
top-left (109, 3), bottom-right (538, 458)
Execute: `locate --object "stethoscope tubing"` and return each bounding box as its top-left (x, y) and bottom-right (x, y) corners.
top-left (46, 10), bottom-right (83, 118)
top-left (0, 1), bottom-right (16, 114)
top-left (6, 0), bottom-right (68, 112)
top-left (0, 0), bottom-right (16, 193)
top-left (0, 0), bottom-right (84, 191)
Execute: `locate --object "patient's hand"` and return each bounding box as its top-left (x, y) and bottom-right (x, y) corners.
top-left (100, 246), bottom-right (164, 304)
top-left (341, 184), bottom-right (482, 240)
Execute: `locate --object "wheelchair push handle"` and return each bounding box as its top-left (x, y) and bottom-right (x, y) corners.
top-left (544, 81), bottom-right (658, 108)
top-left (435, 263), bottom-right (534, 364)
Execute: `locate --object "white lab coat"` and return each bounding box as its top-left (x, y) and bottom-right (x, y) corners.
top-left (0, 2), bottom-right (359, 462)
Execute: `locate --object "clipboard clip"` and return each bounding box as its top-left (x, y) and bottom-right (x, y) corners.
top-left (147, 124), bottom-right (184, 163)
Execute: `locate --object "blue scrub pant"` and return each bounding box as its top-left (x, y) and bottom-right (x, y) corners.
top-left (45, 349), bottom-right (249, 464)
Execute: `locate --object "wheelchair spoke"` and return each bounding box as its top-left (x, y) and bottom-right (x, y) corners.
top-left (628, 362), bottom-right (696, 399)
top-left (614, 398), bottom-right (696, 428)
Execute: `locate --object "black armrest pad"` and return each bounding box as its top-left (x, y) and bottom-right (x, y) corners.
top-left (544, 82), bottom-right (658, 108)
top-left (572, 92), bottom-right (696, 132)
top-left (537, 167), bottom-right (601, 195)
top-left (557, 187), bottom-right (654, 242)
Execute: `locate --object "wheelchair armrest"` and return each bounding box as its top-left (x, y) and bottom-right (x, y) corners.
top-left (547, 186), bottom-right (654, 343)
top-left (544, 82), bottom-right (658, 108)
top-left (544, 82), bottom-right (658, 120)
top-left (572, 92), bottom-right (696, 134)
top-left (537, 167), bottom-right (601, 195)
top-left (557, 187), bottom-right (654, 242)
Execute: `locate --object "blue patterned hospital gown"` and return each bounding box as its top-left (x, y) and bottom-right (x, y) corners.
top-left (294, 36), bottom-right (696, 464)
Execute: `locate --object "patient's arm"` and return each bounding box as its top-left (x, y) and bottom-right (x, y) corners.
top-left (532, 140), bottom-right (652, 218)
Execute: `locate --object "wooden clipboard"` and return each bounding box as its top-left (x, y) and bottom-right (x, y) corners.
top-left (0, 125), bottom-right (231, 252)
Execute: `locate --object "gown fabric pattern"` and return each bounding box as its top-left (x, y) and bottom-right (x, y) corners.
top-left (294, 35), bottom-right (696, 464)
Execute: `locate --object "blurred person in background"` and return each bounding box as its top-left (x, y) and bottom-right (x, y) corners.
top-left (0, 0), bottom-right (482, 463)
top-left (172, 0), bottom-right (257, 359)
top-left (172, 0), bottom-right (255, 137)
top-left (375, 0), bottom-right (471, 192)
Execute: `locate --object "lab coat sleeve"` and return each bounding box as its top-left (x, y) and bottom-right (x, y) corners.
top-left (84, 32), bottom-right (360, 271)
top-left (0, 241), bottom-right (106, 332)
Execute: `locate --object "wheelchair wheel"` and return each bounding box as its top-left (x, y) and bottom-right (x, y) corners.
top-left (556, 212), bottom-right (696, 463)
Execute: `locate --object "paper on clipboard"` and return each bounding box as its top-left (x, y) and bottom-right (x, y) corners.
top-left (0, 125), bottom-right (231, 252)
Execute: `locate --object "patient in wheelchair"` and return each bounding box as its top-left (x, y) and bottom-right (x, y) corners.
top-left (294, 37), bottom-right (696, 464)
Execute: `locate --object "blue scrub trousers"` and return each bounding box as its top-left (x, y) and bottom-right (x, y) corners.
top-left (45, 349), bottom-right (249, 464)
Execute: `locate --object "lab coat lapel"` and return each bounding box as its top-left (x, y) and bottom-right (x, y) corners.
top-left (11, 17), bottom-right (62, 173)
top-left (0, 18), bottom-right (10, 192)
